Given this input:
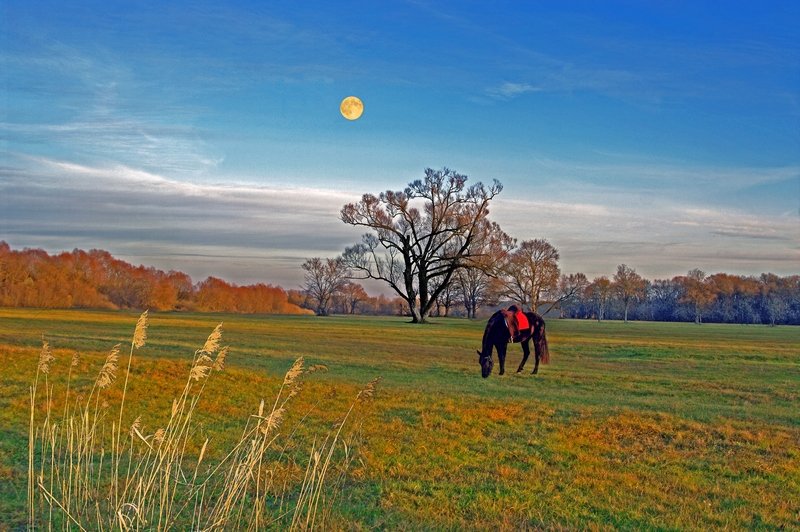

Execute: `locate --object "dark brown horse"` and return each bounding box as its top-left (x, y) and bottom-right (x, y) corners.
top-left (477, 309), bottom-right (549, 378)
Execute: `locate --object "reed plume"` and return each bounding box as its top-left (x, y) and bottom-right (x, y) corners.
top-left (283, 356), bottom-right (305, 386)
top-left (213, 346), bottom-right (229, 371)
top-left (198, 323), bottom-right (223, 355)
top-left (37, 340), bottom-right (54, 374)
top-left (96, 344), bottom-right (120, 389)
top-left (132, 310), bottom-right (148, 349)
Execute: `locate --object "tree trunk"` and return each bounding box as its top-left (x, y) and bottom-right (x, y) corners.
top-left (410, 305), bottom-right (424, 323)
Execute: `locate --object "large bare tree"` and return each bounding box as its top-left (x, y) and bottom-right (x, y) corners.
top-left (341, 168), bottom-right (503, 323)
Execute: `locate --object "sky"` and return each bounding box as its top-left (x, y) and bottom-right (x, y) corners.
top-left (1, 1), bottom-right (798, 289)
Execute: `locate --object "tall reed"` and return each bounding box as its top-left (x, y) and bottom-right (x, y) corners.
top-left (27, 311), bottom-right (376, 530)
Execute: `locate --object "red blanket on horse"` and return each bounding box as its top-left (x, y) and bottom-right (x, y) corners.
top-left (501, 306), bottom-right (529, 343)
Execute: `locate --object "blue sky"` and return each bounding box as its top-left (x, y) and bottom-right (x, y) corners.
top-left (1, 1), bottom-right (798, 288)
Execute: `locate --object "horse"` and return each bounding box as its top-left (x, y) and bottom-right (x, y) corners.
top-left (477, 308), bottom-right (550, 378)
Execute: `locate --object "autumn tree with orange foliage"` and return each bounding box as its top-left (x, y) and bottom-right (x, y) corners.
top-left (676, 269), bottom-right (717, 324)
top-left (613, 264), bottom-right (647, 323)
top-left (0, 242), bottom-right (308, 314)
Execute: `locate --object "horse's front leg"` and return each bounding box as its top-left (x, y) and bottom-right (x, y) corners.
top-left (497, 342), bottom-right (508, 375)
top-left (517, 340), bottom-right (531, 373)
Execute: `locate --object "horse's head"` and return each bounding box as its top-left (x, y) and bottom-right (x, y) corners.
top-left (477, 349), bottom-right (493, 378)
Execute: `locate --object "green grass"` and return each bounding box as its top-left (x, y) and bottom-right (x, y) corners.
top-left (1, 308), bottom-right (799, 529)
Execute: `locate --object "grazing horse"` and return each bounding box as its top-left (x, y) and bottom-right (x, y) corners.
top-left (477, 308), bottom-right (550, 378)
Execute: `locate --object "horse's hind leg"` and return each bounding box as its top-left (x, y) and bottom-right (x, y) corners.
top-left (517, 340), bottom-right (531, 373)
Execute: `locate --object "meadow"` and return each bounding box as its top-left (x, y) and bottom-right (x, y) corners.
top-left (1, 308), bottom-right (798, 529)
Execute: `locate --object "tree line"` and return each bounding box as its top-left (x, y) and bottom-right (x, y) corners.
top-left (0, 242), bottom-right (310, 314)
top-left (556, 266), bottom-right (800, 326)
top-left (300, 167), bottom-right (799, 325)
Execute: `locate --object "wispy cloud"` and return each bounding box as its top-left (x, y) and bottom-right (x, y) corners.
top-left (1, 40), bottom-right (222, 177)
top-left (0, 157), bottom-right (362, 285)
top-left (486, 82), bottom-right (542, 100)
top-left (523, 154), bottom-right (800, 196)
top-left (491, 188), bottom-right (799, 278)
top-left (3, 155), bottom-right (796, 286)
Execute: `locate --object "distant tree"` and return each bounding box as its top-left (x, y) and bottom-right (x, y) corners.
top-left (301, 257), bottom-right (349, 316)
top-left (677, 269), bottom-right (717, 324)
top-left (648, 278), bottom-right (680, 321)
top-left (442, 219), bottom-right (509, 318)
top-left (195, 277), bottom-right (237, 312)
top-left (166, 271), bottom-right (194, 309)
top-left (498, 239), bottom-right (560, 310)
top-left (455, 267), bottom-right (495, 319)
top-left (550, 272), bottom-right (590, 316)
top-left (287, 289), bottom-right (311, 311)
top-left (759, 273), bottom-right (791, 326)
top-left (589, 276), bottom-right (613, 321)
top-left (706, 273), bottom-right (760, 323)
top-left (341, 167), bottom-right (503, 323)
top-left (430, 276), bottom-right (457, 317)
top-left (613, 264), bottom-right (646, 323)
top-left (337, 281), bottom-right (369, 314)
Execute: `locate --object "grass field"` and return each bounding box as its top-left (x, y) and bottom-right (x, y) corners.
top-left (1, 308), bottom-right (798, 529)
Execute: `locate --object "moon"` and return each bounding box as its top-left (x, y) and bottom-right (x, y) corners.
top-left (340, 96), bottom-right (364, 120)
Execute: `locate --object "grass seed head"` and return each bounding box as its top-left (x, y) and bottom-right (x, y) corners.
top-left (198, 438), bottom-right (209, 465)
top-left (97, 344), bottom-right (121, 389)
top-left (213, 346), bottom-right (229, 371)
top-left (199, 323), bottom-right (223, 355)
top-left (190, 365), bottom-right (210, 382)
top-left (260, 407), bottom-right (284, 435)
top-left (133, 310), bottom-right (148, 349)
top-left (37, 340), bottom-right (54, 374)
top-left (130, 416), bottom-right (142, 437)
top-left (283, 357), bottom-right (305, 386)
top-left (357, 377), bottom-right (381, 402)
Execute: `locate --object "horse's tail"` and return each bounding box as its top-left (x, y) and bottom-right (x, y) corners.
top-left (533, 315), bottom-right (550, 364)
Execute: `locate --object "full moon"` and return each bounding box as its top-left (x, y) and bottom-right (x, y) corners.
top-left (340, 96), bottom-right (364, 120)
